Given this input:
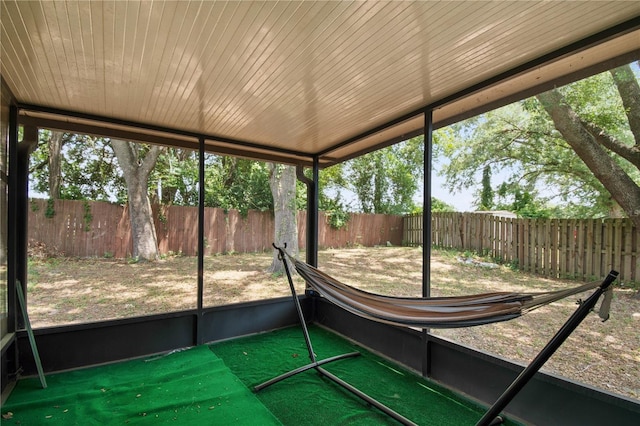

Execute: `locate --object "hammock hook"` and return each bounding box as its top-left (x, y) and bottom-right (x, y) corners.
top-left (272, 242), bottom-right (287, 261)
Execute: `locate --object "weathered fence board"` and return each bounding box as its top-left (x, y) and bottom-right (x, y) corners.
top-left (28, 199), bottom-right (404, 259)
top-left (405, 212), bottom-right (639, 284)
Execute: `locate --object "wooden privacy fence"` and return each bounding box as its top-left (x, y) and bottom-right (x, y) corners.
top-left (28, 199), bottom-right (403, 259)
top-left (404, 212), bottom-right (639, 284)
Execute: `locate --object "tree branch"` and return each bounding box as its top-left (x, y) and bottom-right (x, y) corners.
top-left (583, 121), bottom-right (640, 168)
top-left (610, 63), bottom-right (640, 146)
top-left (140, 145), bottom-right (162, 177)
top-left (110, 139), bottom-right (137, 183)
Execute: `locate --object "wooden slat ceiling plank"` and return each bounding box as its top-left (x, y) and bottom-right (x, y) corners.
top-left (27, 1), bottom-right (71, 107)
top-left (232, 1), bottom-right (328, 99)
top-left (181, 1), bottom-right (244, 129)
top-left (284, 1), bottom-right (393, 121)
top-left (207, 1), bottom-right (306, 138)
top-left (448, 3), bottom-right (638, 98)
top-left (51, 0), bottom-right (81, 102)
top-left (223, 1), bottom-right (376, 143)
top-left (342, 2), bottom-right (634, 141)
top-left (262, 1), bottom-right (627, 150)
top-left (420, 3), bottom-right (564, 96)
top-left (418, 3), bottom-right (539, 99)
top-left (191, 1), bottom-right (265, 135)
top-left (449, 3), bottom-right (547, 69)
top-left (221, 1), bottom-right (320, 145)
top-left (262, 1), bottom-right (367, 150)
top-left (435, 33), bottom-right (640, 128)
top-left (220, 2), bottom-right (360, 149)
top-left (6, 0), bottom-right (61, 107)
top-left (198, 2), bottom-right (267, 131)
top-left (112, 0), bottom-right (137, 119)
top-left (124, 0), bottom-right (154, 121)
top-left (229, 2), bottom-right (382, 149)
top-left (208, 1), bottom-right (344, 143)
top-left (220, 1), bottom-right (357, 149)
top-left (480, 3), bottom-right (596, 70)
top-left (99, 0), bottom-right (117, 114)
top-left (364, 4), bottom-right (548, 113)
top-left (307, 2), bottom-right (485, 143)
top-left (310, 5), bottom-right (438, 142)
top-left (158, 2), bottom-right (221, 133)
top-left (154, 1), bottom-right (210, 127)
top-left (303, 3), bottom-right (418, 113)
top-left (63, 1), bottom-right (89, 107)
top-left (139, 1), bottom-right (182, 123)
top-left (0, 2), bottom-right (41, 101)
top-left (107, 0), bottom-right (130, 117)
top-left (2, 1), bottom-right (639, 164)
top-left (101, 0), bottom-right (118, 115)
top-left (129, 0), bottom-right (172, 121)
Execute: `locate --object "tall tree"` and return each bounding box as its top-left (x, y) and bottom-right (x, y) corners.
top-left (479, 165), bottom-right (493, 210)
top-left (206, 157), bottom-right (273, 215)
top-left (439, 61), bottom-right (640, 220)
top-left (267, 163), bottom-right (298, 273)
top-left (111, 139), bottom-right (162, 261)
top-left (536, 62), bottom-right (640, 228)
top-left (348, 137), bottom-right (424, 214)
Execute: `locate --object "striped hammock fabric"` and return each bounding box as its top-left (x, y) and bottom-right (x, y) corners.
top-left (285, 252), bottom-right (613, 328)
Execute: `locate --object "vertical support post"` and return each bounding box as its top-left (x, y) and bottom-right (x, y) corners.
top-left (309, 156), bottom-right (319, 267)
top-left (296, 157), bottom-right (319, 296)
top-left (421, 110), bottom-right (434, 378)
top-left (15, 125), bottom-right (37, 329)
top-left (7, 105), bottom-right (19, 335)
top-left (196, 136), bottom-right (205, 345)
top-left (423, 110), bottom-right (433, 298)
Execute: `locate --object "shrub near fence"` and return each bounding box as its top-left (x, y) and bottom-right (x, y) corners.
top-left (28, 199), bottom-right (404, 258)
top-left (404, 212), bottom-right (640, 284)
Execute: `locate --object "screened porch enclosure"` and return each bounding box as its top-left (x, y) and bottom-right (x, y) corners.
top-left (2, 2), bottom-right (640, 425)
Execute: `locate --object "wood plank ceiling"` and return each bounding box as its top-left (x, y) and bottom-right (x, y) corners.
top-left (2, 1), bottom-right (639, 166)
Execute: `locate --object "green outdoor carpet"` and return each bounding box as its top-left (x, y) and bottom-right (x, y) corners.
top-left (210, 325), bottom-right (522, 426)
top-left (1, 345), bottom-right (280, 425)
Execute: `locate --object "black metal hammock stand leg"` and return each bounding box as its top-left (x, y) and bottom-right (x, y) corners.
top-left (256, 244), bottom-right (618, 426)
top-left (475, 269), bottom-right (619, 426)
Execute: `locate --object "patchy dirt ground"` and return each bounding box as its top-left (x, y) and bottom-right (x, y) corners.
top-left (27, 246), bottom-right (639, 401)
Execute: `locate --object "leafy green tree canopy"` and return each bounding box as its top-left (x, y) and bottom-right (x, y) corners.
top-left (30, 131), bottom-right (125, 201)
top-left (437, 61), bottom-right (640, 220)
top-left (344, 137), bottom-right (424, 215)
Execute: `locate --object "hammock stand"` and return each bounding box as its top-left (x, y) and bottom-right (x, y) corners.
top-left (255, 244), bottom-right (618, 426)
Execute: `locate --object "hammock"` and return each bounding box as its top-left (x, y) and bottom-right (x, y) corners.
top-left (258, 245), bottom-right (618, 426)
top-left (286, 250), bottom-right (613, 328)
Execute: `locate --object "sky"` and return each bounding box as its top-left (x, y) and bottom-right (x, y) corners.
top-left (416, 167), bottom-right (476, 212)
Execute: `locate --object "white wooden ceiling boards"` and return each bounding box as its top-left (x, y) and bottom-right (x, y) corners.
top-left (2, 1), bottom-right (639, 166)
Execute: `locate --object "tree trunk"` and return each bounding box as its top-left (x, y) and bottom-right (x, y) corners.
top-left (537, 89), bottom-right (640, 229)
top-left (267, 164), bottom-right (298, 273)
top-left (48, 131), bottom-right (64, 199)
top-left (111, 139), bottom-right (162, 261)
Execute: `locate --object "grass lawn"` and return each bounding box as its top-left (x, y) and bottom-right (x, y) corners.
top-left (26, 246), bottom-right (639, 401)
